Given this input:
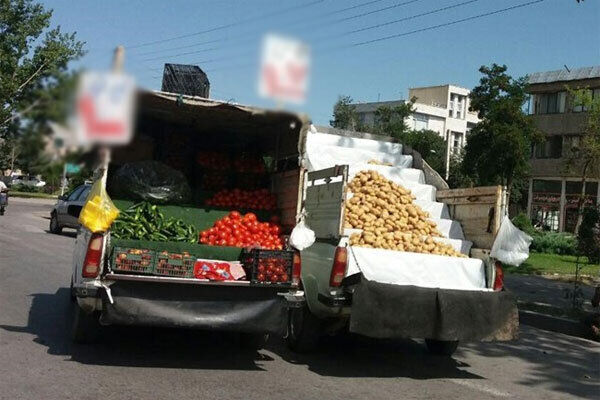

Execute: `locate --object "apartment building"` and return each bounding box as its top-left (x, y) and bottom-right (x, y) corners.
top-left (351, 84), bottom-right (479, 177)
top-left (526, 66), bottom-right (600, 232)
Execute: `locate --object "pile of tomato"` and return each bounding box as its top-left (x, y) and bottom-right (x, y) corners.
top-left (256, 257), bottom-right (289, 283)
top-left (199, 211), bottom-right (284, 250)
top-left (232, 156), bottom-right (265, 173)
top-left (205, 188), bottom-right (277, 210)
top-left (196, 151), bottom-right (230, 170)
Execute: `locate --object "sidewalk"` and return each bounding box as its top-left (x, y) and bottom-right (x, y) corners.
top-left (505, 274), bottom-right (599, 340)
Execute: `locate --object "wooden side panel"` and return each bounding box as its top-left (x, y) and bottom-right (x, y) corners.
top-left (437, 186), bottom-right (504, 250)
top-left (272, 169), bottom-right (302, 230)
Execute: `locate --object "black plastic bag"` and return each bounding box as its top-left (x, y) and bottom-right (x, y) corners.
top-left (109, 161), bottom-right (191, 204)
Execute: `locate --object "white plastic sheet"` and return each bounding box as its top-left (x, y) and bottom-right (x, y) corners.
top-left (490, 215), bottom-right (533, 266)
top-left (347, 247), bottom-right (489, 291)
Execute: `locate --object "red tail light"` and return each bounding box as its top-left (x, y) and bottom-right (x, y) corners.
top-left (329, 246), bottom-right (348, 287)
top-left (493, 261), bottom-right (504, 291)
top-left (82, 233), bottom-right (104, 278)
top-left (292, 251), bottom-right (302, 286)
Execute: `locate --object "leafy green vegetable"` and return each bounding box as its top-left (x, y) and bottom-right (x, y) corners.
top-left (111, 202), bottom-right (197, 243)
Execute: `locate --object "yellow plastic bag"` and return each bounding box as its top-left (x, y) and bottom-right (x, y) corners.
top-left (78, 179), bottom-right (120, 233)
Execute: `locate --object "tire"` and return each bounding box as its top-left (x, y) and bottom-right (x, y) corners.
top-left (72, 304), bottom-right (101, 344)
top-left (239, 333), bottom-right (269, 350)
top-left (425, 339), bottom-right (459, 356)
top-left (286, 306), bottom-right (322, 353)
top-left (49, 213), bottom-right (62, 234)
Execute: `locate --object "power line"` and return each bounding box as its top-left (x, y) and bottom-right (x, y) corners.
top-left (126, 0), bottom-right (325, 49)
top-left (348, 0), bottom-right (545, 47)
top-left (132, 0), bottom-right (392, 59)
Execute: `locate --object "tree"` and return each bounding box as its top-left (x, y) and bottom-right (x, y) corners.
top-left (330, 95), bottom-right (361, 130)
top-left (563, 88), bottom-right (600, 233)
top-left (462, 64), bottom-right (541, 200)
top-left (1, 0), bottom-right (84, 139)
top-left (372, 97), bottom-right (416, 138)
top-left (401, 129), bottom-right (446, 174)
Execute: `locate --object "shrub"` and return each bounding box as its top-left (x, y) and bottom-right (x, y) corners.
top-left (531, 232), bottom-right (578, 255)
top-left (511, 212), bottom-right (536, 236)
top-left (11, 184), bottom-right (40, 193)
top-left (577, 206), bottom-right (600, 264)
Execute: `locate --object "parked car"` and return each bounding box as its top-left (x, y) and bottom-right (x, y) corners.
top-left (49, 183), bottom-right (91, 233)
top-left (11, 175), bottom-right (46, 188)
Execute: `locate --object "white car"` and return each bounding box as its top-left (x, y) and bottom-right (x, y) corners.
top-left (10, 176), bottom-right (46, 188)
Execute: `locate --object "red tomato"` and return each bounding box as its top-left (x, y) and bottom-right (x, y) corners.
top-left (244, 212), bottom-right (257, 222)
top-left (229, 211), bottom-right (241, 220)
top-left (257, 265), bottom-right (265, 273)
top-left (270, 225), bottom-right (280, 235)
top-left (270, 274), bottom-right (278, 283)
top-left (257, 273), bottom-right (266, 282)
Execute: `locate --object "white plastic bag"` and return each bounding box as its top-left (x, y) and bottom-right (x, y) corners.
top-left (490, 215), bottom-right (533, 266)
top-left (289, 220), bottom-right (316, 251)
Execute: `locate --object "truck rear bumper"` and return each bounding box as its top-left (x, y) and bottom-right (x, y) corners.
top-left (98, 280), bottom-right (296, 335)
top-left (349, 278), bottom-right (519, 341)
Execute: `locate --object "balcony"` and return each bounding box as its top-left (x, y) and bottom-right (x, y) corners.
top-left (531, 112), bottom-right (588, 135)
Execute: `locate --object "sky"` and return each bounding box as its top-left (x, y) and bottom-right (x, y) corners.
top-left (42, 0), bottom-right (600, 125)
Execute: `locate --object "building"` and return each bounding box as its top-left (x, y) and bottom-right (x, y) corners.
top-left (526, 66), bottom-right (600, 233)
top-left (351, 84), bottom-right (479, 177)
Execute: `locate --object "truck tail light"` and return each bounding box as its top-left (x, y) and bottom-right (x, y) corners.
top-left (493, 261), bottom-right (504, 291)
top-left (292, 251), bottom-right (302, 287)
top-left (82, 233), bottom-right (104, 278)
top-left (329, 246), bottom-right (348, 287)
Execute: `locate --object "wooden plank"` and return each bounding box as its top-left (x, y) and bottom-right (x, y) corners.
top-left (439, 195), bottom-right (498, 205)
top-left (437, 186), bottom-right (499, 198)
top-left (307, 165), bottom-right (348, 182)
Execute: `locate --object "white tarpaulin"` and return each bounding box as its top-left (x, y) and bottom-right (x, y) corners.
top-left (306, 145), bottom-right (412, 172)
top-left (348, 247), bottom-right (489, 291)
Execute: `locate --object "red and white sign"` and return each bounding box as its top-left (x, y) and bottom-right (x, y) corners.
top-left (75, 72), bottom-right (136, 145)
top-left (259, 34), bottom-right (310, 104)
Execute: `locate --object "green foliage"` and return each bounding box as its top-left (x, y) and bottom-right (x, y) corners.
top-left (330, 95), bottom-right (363, 130)
top-left (531, 232), bottom-right (578, 256)
top-left (512, 212), bottom-right (536, 236)
top-left (447, 149), bottom-right (475, 188)
top-left (11, 183), bottom-right (40, 193)
top-left (577, 206), bottom-right (600, 263)
top-left (372, 97), bottom-right (416, 138)
top-left (462, 64), bottom-right (541, 196)
top-left (399, 129), bottom-right (446, 174)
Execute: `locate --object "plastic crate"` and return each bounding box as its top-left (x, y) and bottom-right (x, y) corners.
top-left (155, 251), bottom-right (196, 278)
top-left (112, 247), bottom-right (155, 274)
top-left (242, 249), bottom-right (294, 285)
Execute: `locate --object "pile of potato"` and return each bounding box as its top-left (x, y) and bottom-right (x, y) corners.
top-left (344, 170), bottom-right (466, 258)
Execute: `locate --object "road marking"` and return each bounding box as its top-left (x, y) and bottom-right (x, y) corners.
top-left (447, 379), bottom-right (512, 398)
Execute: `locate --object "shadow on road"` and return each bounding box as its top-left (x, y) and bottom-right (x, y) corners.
top-left (44, 229), bottom-right (77, 238)
top-left (461, 327), bottom-right (599, 399)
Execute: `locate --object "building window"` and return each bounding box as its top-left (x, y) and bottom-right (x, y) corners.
top-left (534, 136), bottom-right (562, 158)
top-left (564, 181), bottom-right (599, 232)
top-left (531, 179), bottom-right (562, 232)
top-left (534, 92), bottom-right (566, 114)
top-left (413, 113), bottom-right (428, 130)
top-left (573, 89), bottom-right (592, 113)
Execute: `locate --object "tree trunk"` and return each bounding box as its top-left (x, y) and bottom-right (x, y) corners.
top-left (574, 161), bottom-right (590, 235)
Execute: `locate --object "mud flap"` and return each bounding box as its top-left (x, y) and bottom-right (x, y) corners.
top-left (349, 278), bottom-right (518, 341)
top-left (100, 281), bottom-right (288, 335)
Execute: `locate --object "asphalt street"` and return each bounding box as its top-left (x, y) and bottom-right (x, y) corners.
top-left (0, 198), bottom-right (598, 400)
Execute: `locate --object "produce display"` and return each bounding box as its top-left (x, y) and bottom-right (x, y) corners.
top-left (196, 151), bottom-right (230, 170)
top-left (345, 170), bottom-right (466, 258)
top-left (111, 202), bottom-right (197, 243)
top-left (155, 251), bottom-right (195, 277)
top-left (205, 188), bottom-right (277, 210)
top-left (199, 211), bottom-right (284, 249)
top-left (201, 171), bottom-right (228, 190)
top-left (113, 248), bottom-right (154, 273)
top-left (255, 256), bottom-right (289, 283)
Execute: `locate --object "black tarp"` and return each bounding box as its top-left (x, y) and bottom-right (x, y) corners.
top-left (100, 281), bottom-right (288, 335)
top-left (349, 278), bottom-right (518, 341)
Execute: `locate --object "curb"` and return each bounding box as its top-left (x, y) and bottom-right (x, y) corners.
top-left (519, 309), bottom-right (592, 339)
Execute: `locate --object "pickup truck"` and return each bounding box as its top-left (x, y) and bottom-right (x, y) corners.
top-left (70, 91), bottom-right (307, 346)
top-left (286, 126), bottom-right (519, 355)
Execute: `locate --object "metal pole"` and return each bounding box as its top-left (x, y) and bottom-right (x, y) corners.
top-left (60, 163), bottom-right (67, 196)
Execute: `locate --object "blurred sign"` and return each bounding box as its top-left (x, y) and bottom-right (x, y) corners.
top-left (65, 163), bottom-right (81, 174)
top-left (259, 34), bottom-right (310, 104)
top-left (75, 72), bottom-right (136, 145)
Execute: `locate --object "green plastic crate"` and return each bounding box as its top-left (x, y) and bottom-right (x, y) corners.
top-left (111, 247), bottom-right (156, 274)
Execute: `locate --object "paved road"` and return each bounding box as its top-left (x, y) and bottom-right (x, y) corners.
top-left (1, 198), bottom-right (599, 400)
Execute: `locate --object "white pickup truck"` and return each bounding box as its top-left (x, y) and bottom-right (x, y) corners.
top-left (286, 126), bottom-right (518, 355)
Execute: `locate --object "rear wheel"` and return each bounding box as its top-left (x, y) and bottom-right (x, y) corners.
top-left (72, 304), bottom-right (101, 344)
top-left (287, 306), bottom-right (322, 353)
top-left (425, 339), bottom-right (459, 356)
top-left (49, 213), bottom-right (62, 234)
